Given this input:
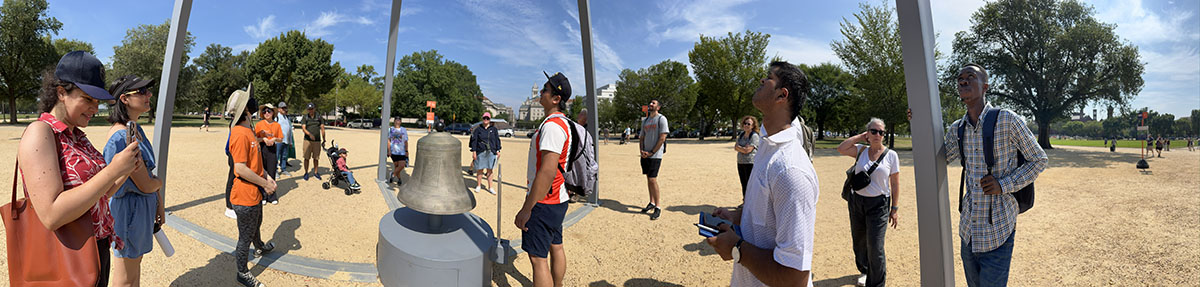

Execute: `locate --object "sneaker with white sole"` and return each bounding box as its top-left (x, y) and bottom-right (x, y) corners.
top-left (270, 200), bottom-right (279, 205)
top-left (237, 271), bottom-right (265, 287)
top-left (225, 209), bottom-right (237, 219)
top-left (486, 188), bottom-right (496, 195)
top-left (856, 274), bottom-right (867, 286)
top-left (473, 186), bottom-right (480, 193)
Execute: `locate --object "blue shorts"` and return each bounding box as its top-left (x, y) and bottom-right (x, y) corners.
top-left (474, 151), bottom-right (497, 171)
top-left (109, 192), bottom-right (158, 258)
top-left (521, 202), bottom-right (568, 258)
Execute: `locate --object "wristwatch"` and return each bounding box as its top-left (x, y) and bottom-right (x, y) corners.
top-left (732, 239), bottom-right (744, 263)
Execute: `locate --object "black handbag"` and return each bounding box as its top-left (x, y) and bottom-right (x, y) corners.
top-left (842, 146), bottom-right (888, 201)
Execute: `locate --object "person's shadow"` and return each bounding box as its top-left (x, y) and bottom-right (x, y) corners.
top-left (170, 254), bottom-right (235, 286)
top-left (491, 260), bottom-right (532, 287)
top-left (251, 217), bottom-right (302, 273)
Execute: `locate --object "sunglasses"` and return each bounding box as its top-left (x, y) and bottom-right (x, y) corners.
top-left (121, 87), bottom-right (150, 96)
top-left (742, 122), bottom-right (752, 126)
top-left (868, 129), bottom-right (886, 135)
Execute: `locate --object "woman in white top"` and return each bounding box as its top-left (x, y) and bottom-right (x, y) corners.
top-left (836, 117), bottom-right (900, 287)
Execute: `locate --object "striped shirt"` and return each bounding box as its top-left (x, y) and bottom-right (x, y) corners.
top-left (944, 106), bottom-right (1047, 253)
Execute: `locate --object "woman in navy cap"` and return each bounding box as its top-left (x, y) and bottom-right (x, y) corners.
top-left (102, 75), bottom-right (164, 287)
top-left (15, 51), bottom-right (144, 286)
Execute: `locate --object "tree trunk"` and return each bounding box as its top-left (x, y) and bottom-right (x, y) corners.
top-left (1037, 119), bottom-right (1054, 149)
top-left (816, 122), bottom-right (826, 140)
top-left (887, 126), bottom-right (896, 149)
top-left (8, 96), bottom-right (17, 124)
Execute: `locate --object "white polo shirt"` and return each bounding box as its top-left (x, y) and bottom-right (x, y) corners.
top-left (732, 117), bottom-right (819, 287)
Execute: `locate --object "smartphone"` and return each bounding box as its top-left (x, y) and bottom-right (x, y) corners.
top-left (695, 223), bottom-right (720, 237)
top-left (126, 121), bottom-right (141, 145)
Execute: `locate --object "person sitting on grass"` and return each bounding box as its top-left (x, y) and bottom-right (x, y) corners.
top-left (335, 148), bottom-right (361, 190)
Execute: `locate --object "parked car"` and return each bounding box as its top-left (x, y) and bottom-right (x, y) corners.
top-left (445, 123), bottom-right (472, 135)
top-left (348, 119), bottom-right (374, 129)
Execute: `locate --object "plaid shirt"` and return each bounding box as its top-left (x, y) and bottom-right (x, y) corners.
top-left (944, 106), bottom-right (1047, 253)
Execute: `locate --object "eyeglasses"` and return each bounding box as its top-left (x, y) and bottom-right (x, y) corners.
top-left (121, 87), bottom-right (149, 96)
top-left (742, 122), bottom-right (752, 126)
top-left (868, 129), bottom-right (886, 135)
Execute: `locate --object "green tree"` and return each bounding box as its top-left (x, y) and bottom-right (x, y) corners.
top-left (798, 62), bottom-right (855, 140)
top-left (611, 60), bottom-right (697, 128)
top-left (389, 50), bottom-right (484, 123)
top-left (1149, 113), bottom-right (1174, 137)
top-left (246, 30), bottom-right (340, 107)
top-left (1192, 109), bottom-right (1199, 136)
top-left (951, 0), bottom-right (1144, 148)
top-left (50, 38), bottom-right (93, 57)
top-left (832, 2), bottom-right (910, 148)
top-left (1172, 118), bottom-right (1190, 138)
top-left (689, 30), bottom-right (769, 139)
top-left (110, 19), bottom-right (195, 120)
top-left (324, 74), bottom-right (381, 119)
top-left (193, 44), bottom-right (247, 113)
top-left (0, 0), bottom-right (61, 123)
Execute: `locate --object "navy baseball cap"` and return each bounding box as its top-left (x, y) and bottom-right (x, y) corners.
top-left (55, 51), bottom-right (114, 101)
top-left (542, 71), bottom-right (571, 97)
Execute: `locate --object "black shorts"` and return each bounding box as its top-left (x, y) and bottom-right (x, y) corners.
top-left (390, 154), bottom-right (408, 162)
top-left (521, 202), bottom-right (568, 258)
top-left (640, 158), bottom-right (662, 178)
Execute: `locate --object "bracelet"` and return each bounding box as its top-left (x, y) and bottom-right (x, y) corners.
top-left (890, 206), bottom-right (899, 211)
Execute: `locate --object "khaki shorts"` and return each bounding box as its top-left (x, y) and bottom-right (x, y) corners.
top-left (304, 140), bottom-right (322, 160)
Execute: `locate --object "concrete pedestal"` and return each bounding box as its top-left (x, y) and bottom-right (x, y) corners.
top-left (377, 208), bottom-right (495, 286)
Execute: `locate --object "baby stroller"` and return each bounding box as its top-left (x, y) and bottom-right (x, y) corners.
top-left (321, 140), bottom-right (361, 195)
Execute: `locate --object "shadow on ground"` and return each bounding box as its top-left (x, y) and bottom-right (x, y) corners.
top-left (170, 254), bottom-right (235, 286)
top-left (682, 240), bottom-right (717, 256)
top-left (813, 274), bottom-right (859, 287)
top-left (491, 261), bottom-right (533, 287)
top-left (589, 278), bottom-right (685, 287)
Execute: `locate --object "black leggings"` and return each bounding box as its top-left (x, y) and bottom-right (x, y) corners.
top-left (97, 237), bottom-right (111, 287)
top-left (737, 163), bottom-right (753, 197)
top-left (233, 204), bottom-right (266, 273)
top-left (260, 145), bottom-right (278, 202)
top-left (225, 153), bottom-right (234, 209)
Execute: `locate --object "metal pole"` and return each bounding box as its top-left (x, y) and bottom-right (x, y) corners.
top-left (896, 0), bottom-right (955, 285)
top-left (577, 0), bottom-right (600, 206)
top-left (152, 0), bottom-right (193, 206)
top-left (378, 0), bottom-right (403, 183)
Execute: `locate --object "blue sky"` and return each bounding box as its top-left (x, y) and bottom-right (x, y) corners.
top-left (46, 0), bottom-right (1199, 118)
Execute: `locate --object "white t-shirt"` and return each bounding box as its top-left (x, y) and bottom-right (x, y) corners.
top-left (526, 113), bottom-right (571, 205)
top-left (852, 144), bottom-right (899, 197)
top-left (733, 117), bottom-right (818, 287)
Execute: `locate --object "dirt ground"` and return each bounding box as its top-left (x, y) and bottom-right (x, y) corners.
top-left (0, 123), bottom-right (1196, 286)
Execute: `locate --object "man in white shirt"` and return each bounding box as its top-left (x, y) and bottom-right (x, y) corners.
top-left (707, 61), bottom-right (819, 286)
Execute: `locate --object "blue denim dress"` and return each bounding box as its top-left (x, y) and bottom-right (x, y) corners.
top-left (103, 126), bottom-right (159, 258)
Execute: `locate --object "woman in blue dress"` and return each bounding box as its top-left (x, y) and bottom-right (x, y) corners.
top-left (103, 75), bottom-right (164, 287)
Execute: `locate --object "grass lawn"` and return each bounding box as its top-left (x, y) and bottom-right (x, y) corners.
top-left (81, 114), bottom-right (231, 128)
top-left (1050, 138), bottom-right (1150, 149)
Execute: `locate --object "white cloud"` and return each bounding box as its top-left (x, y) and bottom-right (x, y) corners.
top-left (306, 11), bottom-right (375, 37)
top-left (244, 15), bottom-right (277, 39)
top-left (647, 0), bottom-right (755, 45)
top-left (767, 35), bottom-right (842, 66)
top-left (1096, 0), bottom-right (1200, 44)
top-left (232, 43), bottom-right (259, 53)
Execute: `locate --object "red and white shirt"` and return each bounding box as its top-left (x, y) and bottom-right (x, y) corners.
top-left (526, 112), bottom-right (571, 205)
top-left (34, 113), bottom-right (122, 249)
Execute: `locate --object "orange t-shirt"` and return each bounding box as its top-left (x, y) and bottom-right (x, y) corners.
top-left (229, 125), bottom-right (263, 206)
top-left (254, 120), bottom-right (282, 143)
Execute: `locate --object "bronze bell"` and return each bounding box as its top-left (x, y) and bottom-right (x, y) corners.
top-left (398, 132), bottom-right (477, 215)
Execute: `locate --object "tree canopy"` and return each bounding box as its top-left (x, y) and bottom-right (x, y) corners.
top-left (832, 2), bottom-right (910, 148)
top-left (389, 50), bottom-right (484, 123)
top-left (611, 60), bottom-right (697, 127)
top-left (689, 30), bottom-right (769, 138)
top-left (0, 0), bottom-right (61, 123)
top-left (246, 30), bottom-right (341, 108)
top-left (951, 0), bottom-right (1144, 148)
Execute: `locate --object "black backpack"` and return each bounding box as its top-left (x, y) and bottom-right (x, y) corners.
top-left (957, 108), bottom-right (1035, 215)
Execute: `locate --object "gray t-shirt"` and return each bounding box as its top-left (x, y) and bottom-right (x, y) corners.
top-left (640, 114), bottom-right (669, 159)
top-left (735, 131), bottom-right (761, 164)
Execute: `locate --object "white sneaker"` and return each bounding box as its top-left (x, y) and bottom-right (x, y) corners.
top-left (486, 188), bottom-right (496, 195)
top-left (473, 186), bottom-right (480, 193)
top-left (271, 200), bottom-right (279, 205)
top-left (856, 274), bottom-right (867, 286)
top-left (225, 209), bottom-right (237, 219)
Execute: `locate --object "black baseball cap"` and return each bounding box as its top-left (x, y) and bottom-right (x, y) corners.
top-left (542, 71), bottom-right (571, 97)
top-left (107, 75), bottom-right (156, 97)
top-left (56, 51), bottom-right (114, 100)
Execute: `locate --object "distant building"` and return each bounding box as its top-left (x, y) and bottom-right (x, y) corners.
top-left (596, 83), bottom-right (617, 102)
top-left (480, 95), bottom-right (513, 121)
top-left (518, 85), bottom-right (545, 121)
